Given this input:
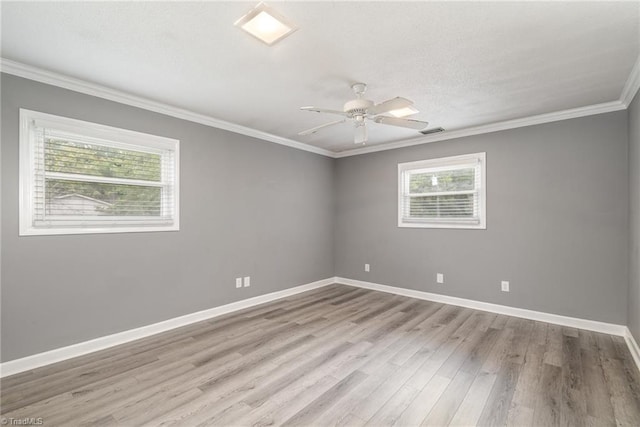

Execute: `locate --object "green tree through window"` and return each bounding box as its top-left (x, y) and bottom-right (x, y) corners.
top-left (45, 139), bottom-right (163, 217)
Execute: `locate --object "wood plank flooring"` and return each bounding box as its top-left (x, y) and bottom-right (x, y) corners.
top-left (1, 284), bottom-right (639, 426)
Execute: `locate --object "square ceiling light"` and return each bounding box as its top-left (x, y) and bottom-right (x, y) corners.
top-left (388, 106), bottom-right (420, 118)
top-left (235, 3), bottom-right (297, 46)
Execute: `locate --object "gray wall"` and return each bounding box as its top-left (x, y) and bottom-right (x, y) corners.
top-left (630, 92), bottom-right (640, 342)
top-left (0, 74), bottom-right (335, 362)
top-left (335, 112), bottom-right (629, 324)
top-left (1, 72), bottom-right (634, 363)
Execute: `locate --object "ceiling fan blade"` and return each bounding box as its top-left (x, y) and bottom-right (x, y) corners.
top-left (374, 116), bottom-right (429, 130)
top-left (300, 106), bottom-right (348, 116)
top-left (298, 119), bottom-right (346, 136)
top-left (354, 124), bottom-right (367, 144)
top-left (369, 97), bottom-right (413, 115)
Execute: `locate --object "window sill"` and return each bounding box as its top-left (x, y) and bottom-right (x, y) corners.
top-left (398, 222), bottom-right (486, 230)
top-left (19, 224), bottom-right (180, 236)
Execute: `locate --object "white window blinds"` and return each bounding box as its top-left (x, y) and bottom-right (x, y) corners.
top-left (398, 153), bottom-right (486, 229)
top-left (20, 110), bottom-right (180, 235)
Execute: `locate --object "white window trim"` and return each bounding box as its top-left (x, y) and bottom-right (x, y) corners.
top-left (397, 152), bottom-right (486, 230)
top-left (19, 109), bottom-right (180, 236)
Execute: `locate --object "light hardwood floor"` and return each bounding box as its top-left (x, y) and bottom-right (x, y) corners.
top-left (1, 284), bottom-right (640, 426)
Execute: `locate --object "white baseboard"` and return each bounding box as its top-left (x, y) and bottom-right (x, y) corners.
top-left (0, 277), bottom-right (335, 378)
top-left (335, 277), bottom-right (628, 336)
top-left (2, 276), bottom-right (636, 378)
top-left (625, 328), bottom-right (640, 373)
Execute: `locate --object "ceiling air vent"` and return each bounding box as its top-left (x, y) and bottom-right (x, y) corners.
top-left (420, 127), bottom-right (445, 135)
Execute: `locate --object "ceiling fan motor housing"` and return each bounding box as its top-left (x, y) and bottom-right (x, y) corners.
top-left (343, 99), bottom-right (373, 116)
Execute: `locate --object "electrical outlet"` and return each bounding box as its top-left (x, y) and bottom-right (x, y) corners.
top-left (244, 276), bottom-right (251, 287)
top-left (364, 263), bottom-right (370, 272)
top-left (501, 281), bottom-right (510, 292)
top-left (437, 273), bottom-right (444, 284)
top-left (235, 277), bottom-right (242, 288)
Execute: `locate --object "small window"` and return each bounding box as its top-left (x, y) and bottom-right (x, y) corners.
top-left (398, 153), bottom-right (486, 229)
top-left (19, 109), bottom-right (179, 235)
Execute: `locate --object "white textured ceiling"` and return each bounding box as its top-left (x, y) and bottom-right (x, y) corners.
top-left (2, 1), bottom-right (639, 153)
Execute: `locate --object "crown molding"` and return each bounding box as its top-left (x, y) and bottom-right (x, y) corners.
top-left (0, 58), bottom-right (335, 158)
top-left (621, 55), bottom-right (640, 108)
top-left (334, 100), bottom-right (626, 158)
top-left (2, 57), bottom-right (637, 160)
top-left (338, 53), bottom-right (638, 158)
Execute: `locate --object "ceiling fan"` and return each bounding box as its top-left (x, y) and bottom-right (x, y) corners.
top-left (298, 83), bottom-right (428, 144)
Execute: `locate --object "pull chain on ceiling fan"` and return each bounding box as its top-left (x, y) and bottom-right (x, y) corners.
top-left (298, 83), bottom-right (429, 144)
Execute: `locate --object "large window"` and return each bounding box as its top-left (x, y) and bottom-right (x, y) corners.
top-left (19, 109), bottom-right (179, 235)
top-left (398, 153), bottom-right (486, 229)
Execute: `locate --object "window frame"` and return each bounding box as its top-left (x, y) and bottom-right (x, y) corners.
top-left (19, 109), bottom-right (180, 236)
top-left (397, 152), bottom-right (486, 230)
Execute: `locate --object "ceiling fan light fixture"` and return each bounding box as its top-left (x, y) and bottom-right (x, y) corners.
top-left (299, 82), bottom-right (430, 144)
top-left (234, 2), bottom-right (297, 46)
top-left (388, 106), bottom-right (419, 118)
